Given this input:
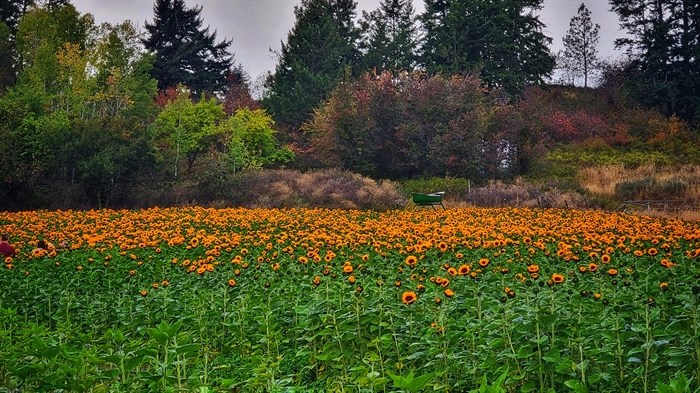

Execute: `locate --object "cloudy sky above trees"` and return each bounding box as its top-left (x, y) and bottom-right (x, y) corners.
top-left (72, 0), bottom-right (625, 82)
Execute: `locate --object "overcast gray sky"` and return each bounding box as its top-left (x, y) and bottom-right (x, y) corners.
top-left (71, 0), bottom-right (626, 83)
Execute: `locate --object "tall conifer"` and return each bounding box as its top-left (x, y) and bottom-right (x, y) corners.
top-left (143, 0), bottom-right (233, 97)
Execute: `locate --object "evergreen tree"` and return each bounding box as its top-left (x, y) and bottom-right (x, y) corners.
top-left (0, 0), bottom-right (34, 34)
top-left (263, 0), bottom-right (360, 131)
top-left (359, 0), bottom-right (418, 73)
top-left (610, 0), bottom-right (699, 123)
top-left (420, 0), bottom-right (555, 94)
top-left (143, 0), bottom-right (233, 97)
top-left (561, 3), bottom-right (600, 88)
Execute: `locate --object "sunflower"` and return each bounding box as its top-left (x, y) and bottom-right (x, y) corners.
top-left (551, 273), bottom-right (565, 284)
top-left (648, 248), bottom-right (658, 256)
top-left (458, 264), bottom-right (471, 275)
top-left (455, 252), bottom-right (464, 259)
top-left (348, 275), bottom-right (356, 284)
top-left (660, 259), bottom-right (675, 268)
top-left (478, 258), bottom-right (490, 267)
top-left (527, 264), bottom-right (540, 274)
top-left (228, 279), bottom-right (236, 287)
top-left (405, 255), bottom-right (418, 267)
top-left (578, 265), bottom-right (587, 273)
top-left (402, 291), bottom-right (417, 305)
top-left (444, 288), bottom-right (455, 297)
top-left (312, 276), bottom-right (321, 286)
top-left (438, 242), bottom-right (448, 252)
top-left (588, 263), bottom-right (598, 273)
top-left (162, 280), bottom-right (170, 287)
top-left (298, 256), bottom-right (308, 264)
top-left (607, 268), bottom-right (618, 277)
top-left (447, 267), bottom-right (458, 276)
top-left (140, 289), bottom-right (148, 297)
top-left (601, 254), bottom-right (611, 264)
top-left (395, 280), bottom-right (402, 287)
top-left (343, 264), bottom-right (354, 274)
top-left (152, 282), bottom-right (159, 289)
top-left (129, 270), bottom-right (136, 276)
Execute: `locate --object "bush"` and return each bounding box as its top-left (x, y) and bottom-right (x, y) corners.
top-left (225, 169), bottom-right (404, 210)
top-left (398, 177), bottom-right (472, 197)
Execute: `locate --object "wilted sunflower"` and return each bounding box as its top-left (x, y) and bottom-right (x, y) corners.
top-left (402, 291), bottom-right (417, 305)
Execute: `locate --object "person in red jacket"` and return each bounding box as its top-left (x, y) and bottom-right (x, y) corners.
top-left (0, 233), bottom-right (17, 257)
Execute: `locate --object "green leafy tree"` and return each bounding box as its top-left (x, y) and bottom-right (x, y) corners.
top-left (217, 108), bottom-right (294, 173)
top-left (420, 0), bottom-right (555, 94)
top-left (0, 22), bottom-right (15, 91)
top-left (151, 88), bottom-right (225, 177)
top-left (359, 0), bottom-right (418, 73)
top-left (0, 5), bottom-right (159, 208)
top-left (561, 3), bottom-right (600, 88)
top-left (263, 0), bottom-right (361, 131)
top-left (143, 0), bottom-right (233, 97)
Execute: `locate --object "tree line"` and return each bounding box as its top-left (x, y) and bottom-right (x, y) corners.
top-left (0, 0), bottom-right (698, 210)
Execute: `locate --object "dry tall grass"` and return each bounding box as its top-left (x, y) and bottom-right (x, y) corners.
top-left (578, 164), bottom-right (700, 220)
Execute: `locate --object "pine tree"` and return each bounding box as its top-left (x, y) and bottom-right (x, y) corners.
top-left (561, 3), bottom-right (600, 88)
top-left (359, 0), bottom-right (418, 73)
top-left (143, 0), bottom-right (233, 97)
top-left (263, 0), bottom-right (360, 130)
top-left (420, 0), bottom-right (555, 94)
top-left (610, 0), bottom-right (699, 122)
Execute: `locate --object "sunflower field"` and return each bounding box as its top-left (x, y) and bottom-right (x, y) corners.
top-left (0, 207), bottom-right (699, 392)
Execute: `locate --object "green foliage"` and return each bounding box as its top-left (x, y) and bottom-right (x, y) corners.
top-left (359, 0), bottom-right (418, 74)
top-left (398, 177), bottom-right (471, 196)
top-left (420, 0), bottom-right (555, 93)
top-left (263, 0), bottom-right (360, 130)
top-left (142, 0), bottom-right (233, 97)
top-left (388, 369), bottom-right (435, 392)
top-left (610, 0), bottom-right (700, 124)
top-left (151, 89), bottom-right (225, 176)
top-left (217, 108), bottom-right (294, 173)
